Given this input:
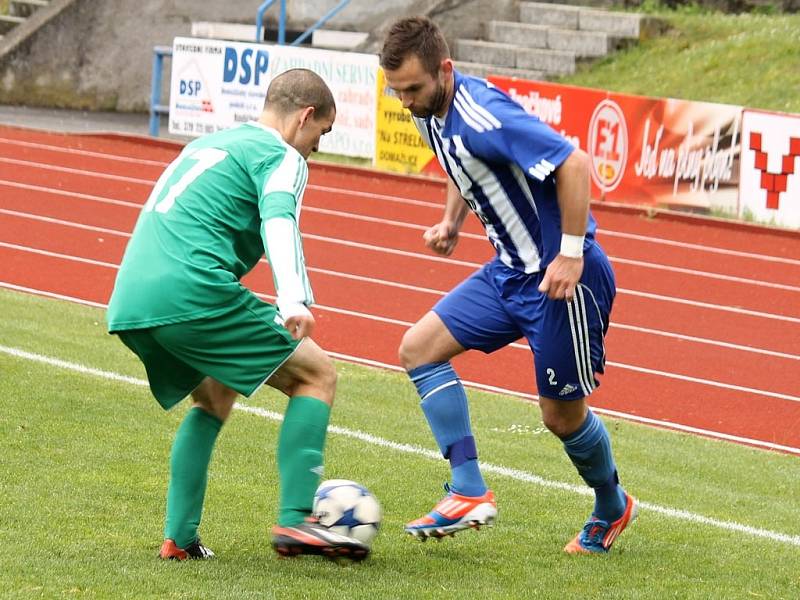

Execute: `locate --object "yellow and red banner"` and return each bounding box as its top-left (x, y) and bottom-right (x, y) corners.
top-left (374, 68), bottom-right (443, 176)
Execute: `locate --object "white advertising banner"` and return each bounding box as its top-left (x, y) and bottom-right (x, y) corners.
top-left (740, 110), bottom-right (800, 228)
top-left (168, 37), bottom-right (378, 158)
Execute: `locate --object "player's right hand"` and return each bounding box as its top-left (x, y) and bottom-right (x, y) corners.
top-left (423, 221), bottom-right (459, 256)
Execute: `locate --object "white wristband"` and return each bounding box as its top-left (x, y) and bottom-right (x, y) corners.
top-left (277, 300), bottom-right (312, 321)
top-left (560, 234), bottom-right (585, 258)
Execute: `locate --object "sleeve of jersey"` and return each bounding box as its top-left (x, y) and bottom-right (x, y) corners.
top-left (471, 92), bottom-right (575, 183)
top-left (257, 150), bottom-right (314, 314)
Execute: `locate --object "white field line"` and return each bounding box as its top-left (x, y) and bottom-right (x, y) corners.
top-left (0, 285), bottom-right (797, 454)
top-left (2, 221), bottom-right (800, 359)
top-left (1, 343), bottom-right (799, 546)
top-left (2, 272), bottom-right (800, 409)
top-left (2, 152), bottom-right (799, 268)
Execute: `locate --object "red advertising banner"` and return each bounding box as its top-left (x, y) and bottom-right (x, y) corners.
top-left (489, 76), bottom-right (742, 214)
top-left (740, 109), bottom-right (800, 228)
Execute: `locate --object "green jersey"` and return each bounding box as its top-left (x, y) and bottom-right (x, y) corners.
top-left (107, 122), bottom-right (313, 332)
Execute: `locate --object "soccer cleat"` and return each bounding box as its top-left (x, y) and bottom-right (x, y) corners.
top-left (564, 492), bottom-right (638, 555)
top-left (159, 538), bottom-right (215, 560)
top-left (405, 484), bottom-right (497, 540)
top-left (271, 517), bottom-right (370, 561)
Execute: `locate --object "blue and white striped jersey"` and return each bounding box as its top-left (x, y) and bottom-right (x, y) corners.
top-left (413, 70), bottom-right (598, 274)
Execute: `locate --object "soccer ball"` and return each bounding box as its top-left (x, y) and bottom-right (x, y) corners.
top-left (312, 479), bottom-right (381, 545)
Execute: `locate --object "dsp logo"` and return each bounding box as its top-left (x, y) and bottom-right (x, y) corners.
top-left (588, 99), bottom-right (628, 193)
top-left (223, 47), bottom-right (269, 86)
top-left (179, 79), bottom-right (202, 96)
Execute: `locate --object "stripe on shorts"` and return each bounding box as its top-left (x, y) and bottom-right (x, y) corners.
top-left (567, 285), bottom-right (595, 396)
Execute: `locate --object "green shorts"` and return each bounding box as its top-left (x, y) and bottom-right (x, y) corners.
top-left (116, 292), bottom-right (301, 410)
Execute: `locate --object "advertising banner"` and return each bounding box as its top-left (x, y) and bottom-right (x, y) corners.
top-left (374, 68), bottom-right (442, 176)
top-left (488, 76), bottom-right (742, 213)
top-left (168, 37), bottom-right (378, 158)
top-left (608, 94), bottom-right (741, 213)
top-left (740, 110), bottom-right (800, 228)
top-left (487, 78), bottom-right (606, 153)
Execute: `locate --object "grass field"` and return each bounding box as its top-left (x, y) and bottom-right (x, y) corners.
top-left (1, 287), bottom-right (798, 599)
top-left (560, 8), bottom-right (800, 114)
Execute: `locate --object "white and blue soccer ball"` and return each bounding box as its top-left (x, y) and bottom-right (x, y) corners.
top-left (312, 479), bottom-right (381, 546)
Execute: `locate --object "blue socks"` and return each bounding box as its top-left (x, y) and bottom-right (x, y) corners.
top-left (562, 410), bottom-right (626, 521)
top-left (409, 362), bottom-right (487, 497)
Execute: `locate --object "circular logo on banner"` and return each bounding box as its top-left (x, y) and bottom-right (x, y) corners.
top-left (587, 100), bottom-right (628, 192)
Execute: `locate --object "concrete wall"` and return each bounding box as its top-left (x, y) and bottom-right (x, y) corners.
top-left (0, 0), bottom-right (516, 112)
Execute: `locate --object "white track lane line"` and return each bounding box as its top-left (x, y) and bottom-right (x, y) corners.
top-left (0, 136), bottom-right (171, 166)
top-left (304, 207), bottom-right (800, 293)
top-left (3, 213), bottom-right (800, 327)
top-left (3, 208), bottom-right (800, 340)
top-left (1, 152), bottom-right (798, 267)
top-left (3, 172), bottom-right (798, 292)
top-left (1, 342), bottom-right (799, 544)
top-left (1, 272), bottom-right (799, 407)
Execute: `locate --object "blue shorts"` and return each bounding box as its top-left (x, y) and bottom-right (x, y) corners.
top-left (432, 243), bottom-right (616, 400)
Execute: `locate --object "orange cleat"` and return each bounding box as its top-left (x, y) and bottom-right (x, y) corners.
top-left (405, 484), bottom-right (497, 540)
top-left (564, 492), bottom-right (638, 554)
top-left (159, 538), bottom-right (215, 560)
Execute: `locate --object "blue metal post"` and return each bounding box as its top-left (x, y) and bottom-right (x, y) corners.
top-left (149, 46), bottom-right (172, 137)
top-left (291, 0), bottom-right (351, 46)
top-left (278, 0), bottom-right (287, 44)
top-left (255, 0), bottom-right (277, 42)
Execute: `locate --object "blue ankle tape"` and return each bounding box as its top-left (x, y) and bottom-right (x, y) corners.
top-left (445, 435), bottom-right (478, 467)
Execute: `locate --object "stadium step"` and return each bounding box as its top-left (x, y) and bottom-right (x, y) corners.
top-left (454, 1), bottom-right (667, 81)
top-left (485, 21), bottom-right (549, 49)
top-left (454, 61), bottom-right (545, 82)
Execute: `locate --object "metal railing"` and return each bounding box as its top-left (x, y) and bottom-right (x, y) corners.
top-left (149, 1), bottom-right (352, 137)
top-left (255, 0), bottom-right (351, 45)
top-left (149, 45), bottom-right (172, 137)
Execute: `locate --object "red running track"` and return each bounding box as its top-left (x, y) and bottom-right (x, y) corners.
top-left (1, 125), bottom-right (799, 454)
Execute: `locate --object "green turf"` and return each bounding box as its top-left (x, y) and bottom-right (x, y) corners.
top-left (1, 287), bottom-right (798, 599)
top-left (559, 8), bottom-right (800, 114)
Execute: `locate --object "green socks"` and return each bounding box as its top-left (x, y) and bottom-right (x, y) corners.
top-left (164, 407), bottom-right (223, 548)
top-left (277, 396), bottom-right (331, 526)
top-left (162, 397), bottom-right (330, 542)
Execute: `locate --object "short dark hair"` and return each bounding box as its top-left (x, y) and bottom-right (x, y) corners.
top-left (265, 68), bottom-right (336, 119)
top-left (380, 16), bottom-right (450, 75)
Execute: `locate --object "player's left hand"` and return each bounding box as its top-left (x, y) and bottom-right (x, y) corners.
top-left (284, 313), bottom-right (315, 340)
top-left (538, 255), bottom-right (584, 301)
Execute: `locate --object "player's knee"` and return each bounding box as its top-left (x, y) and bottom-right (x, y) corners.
top-left (398, 328), bottom-right (423, 371)
top-left (542, 412), bottom-right (573, 438)
top-left (192, 379), bottom-right (238, 422)
top-left (540, 397), bottom-right (587, 438)
top-left (317, 354), bottom-right (338, 397)
top-left (295, 352), bottom-right (337, 400)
